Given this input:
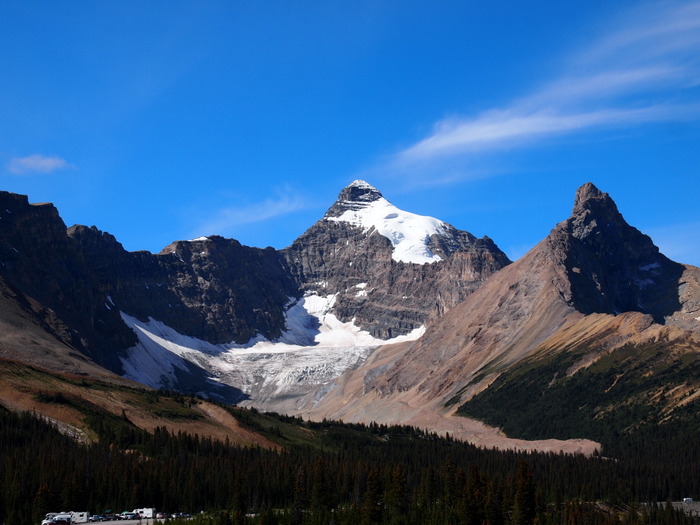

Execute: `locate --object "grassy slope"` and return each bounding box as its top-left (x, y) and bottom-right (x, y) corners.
top-left (0, 358), bottom-right (277, 448)
top-left (0, 357), bottom-right (395, 454)
top-left (456, 334), bottom-right (700, 449)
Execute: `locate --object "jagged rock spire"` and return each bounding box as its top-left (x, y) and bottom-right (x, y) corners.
top-left (569, 182), bottom-right (624, 241)
top-left (558, 182), bottom-right (683, 321)
top-left (573, 182), bottom-right (605, 213)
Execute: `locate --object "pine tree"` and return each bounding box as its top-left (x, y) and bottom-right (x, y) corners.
top-left (386, 464), bottom-right (409, 525)
top-left (512, 461), bottom-right (536, 525)
top-left (361, 467), bottom-right (382, 525)
top-left (292, 466), bottom-right (308, 523)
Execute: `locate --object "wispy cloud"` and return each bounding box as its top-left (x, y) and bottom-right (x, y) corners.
top-left (6, 154), bottom-right (73, 175)
top-left (192, 186), bottom-right (308, 238)
top-left (384, 1), bottom-right (700, 181)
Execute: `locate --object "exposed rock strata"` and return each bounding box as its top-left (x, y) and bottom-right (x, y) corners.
top-left (283, 181), bottom-right (511, 337)
top-left (0, 182), bottom-right (510, 385)
top-left (0, 191), bottom-right (298, 374)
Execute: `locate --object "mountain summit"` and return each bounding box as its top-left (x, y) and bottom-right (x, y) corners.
top-left (283, 180), bottom-right (510, 337)
top-left (325, 180), bottom-right (384, 217)
top-left (325, 179), bottom-right (455, 264)
top-left (558, 182), bottom-right (685, 322)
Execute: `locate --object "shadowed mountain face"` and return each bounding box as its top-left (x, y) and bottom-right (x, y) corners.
top-left (560, 182), bottom-right (685, 321)
top-left (0, 192), bottom-right (300, 352)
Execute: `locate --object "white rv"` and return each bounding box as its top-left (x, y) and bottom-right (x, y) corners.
top-left (41, 513), bottom-right (59, 525)
top-left (133, 509), bottom-right (156, 519)
top-left (70, 512), bottom-right (90, 523)
top-left (42, 513), bottom-right (72, 525)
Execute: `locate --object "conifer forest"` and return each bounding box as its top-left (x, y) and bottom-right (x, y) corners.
top-left (2, 395), bottom-right (699, 525)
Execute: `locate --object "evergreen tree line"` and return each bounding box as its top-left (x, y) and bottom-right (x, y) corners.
top-left (1, 407), bottom-right (697, 525)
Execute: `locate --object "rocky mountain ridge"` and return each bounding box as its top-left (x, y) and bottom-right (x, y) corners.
top-left (1, 181), bottom-right (698, 451)
top-left (0, 181), bottom-right (508, 403)
top-left (283, 180), bottom-right (510, 338)
top-left (290, 183), bottom-right (700, 446)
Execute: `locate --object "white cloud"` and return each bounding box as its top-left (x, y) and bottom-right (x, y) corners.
top-left (386, 1), bottom-right (700, 179)
top-left (192, 186), bottom-right (308, 237)
top-left (399, 105), bottom-right (695, 162)
top-left (6, 154), bottom-right (73, 175)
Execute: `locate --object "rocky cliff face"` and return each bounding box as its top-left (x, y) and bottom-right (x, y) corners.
top-left (283, 181), bottom-right (511, 338)
top-left (69, 226), bottom-right (299, 345)
top-left (301, 182), bottom-right (700, 425)
top-left (0, 192), bottom-right (298, 375)
top-left (0, 192), bottom-right (131, 370)
top-left (559, 182), bottom-right (686, 322)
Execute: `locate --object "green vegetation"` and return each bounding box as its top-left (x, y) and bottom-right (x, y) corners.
top-left (457, 341), bottom-right (700, 508)
top-left (2, 397), bottom-right (699, 525)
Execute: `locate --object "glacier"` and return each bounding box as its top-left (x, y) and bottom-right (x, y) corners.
top-left (119, 292), bottom-right (424, 408)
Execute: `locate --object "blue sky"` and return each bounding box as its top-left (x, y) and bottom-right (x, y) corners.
top-left (2, 1), bottom-right (699, 266)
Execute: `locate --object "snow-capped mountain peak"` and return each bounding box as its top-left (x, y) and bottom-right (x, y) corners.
top-left (326, 180), bottom-right (447, 264)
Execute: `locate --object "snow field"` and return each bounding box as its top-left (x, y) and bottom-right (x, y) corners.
top-left (119, 293), bottom-right (424, 402)
top-left (327, 185), bottom-right (446, 265)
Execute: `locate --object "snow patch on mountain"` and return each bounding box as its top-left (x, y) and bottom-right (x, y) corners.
top-left (327, 184), bottom-right (447, 264)
top-left (119, 292), bottom-right (424, 404)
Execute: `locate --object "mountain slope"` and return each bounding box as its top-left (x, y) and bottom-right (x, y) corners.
top-left (1, 181), bottom-right (698, 455)
top-left (364, 182), bottom-right (699, 402)
top-left (0, 357), bottom-right (279, 448)
top-left (299, 183), bottom-right (700, 450)
top-left (457, 312), bottom-right (700, 447)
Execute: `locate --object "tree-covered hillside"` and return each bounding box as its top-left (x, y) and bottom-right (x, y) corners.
top-left (2, 400), bottom-right (698, 525)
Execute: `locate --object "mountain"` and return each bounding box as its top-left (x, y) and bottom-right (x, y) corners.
top-left (296, 183), bottom-right (700, 450)
top-left (115, 181), bottom-right (510, 405)
top-left (1, 181), bottom-right (698, 454)
top-left (283, 180), bottom-right (510, 338)
top-left (0, 182), bottom-right (509, 407)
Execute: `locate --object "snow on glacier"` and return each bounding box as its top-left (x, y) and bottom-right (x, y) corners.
top-left (119, 293), bottom-right (424, 403)
top-left (327, 180), bottom-right (446, 264)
